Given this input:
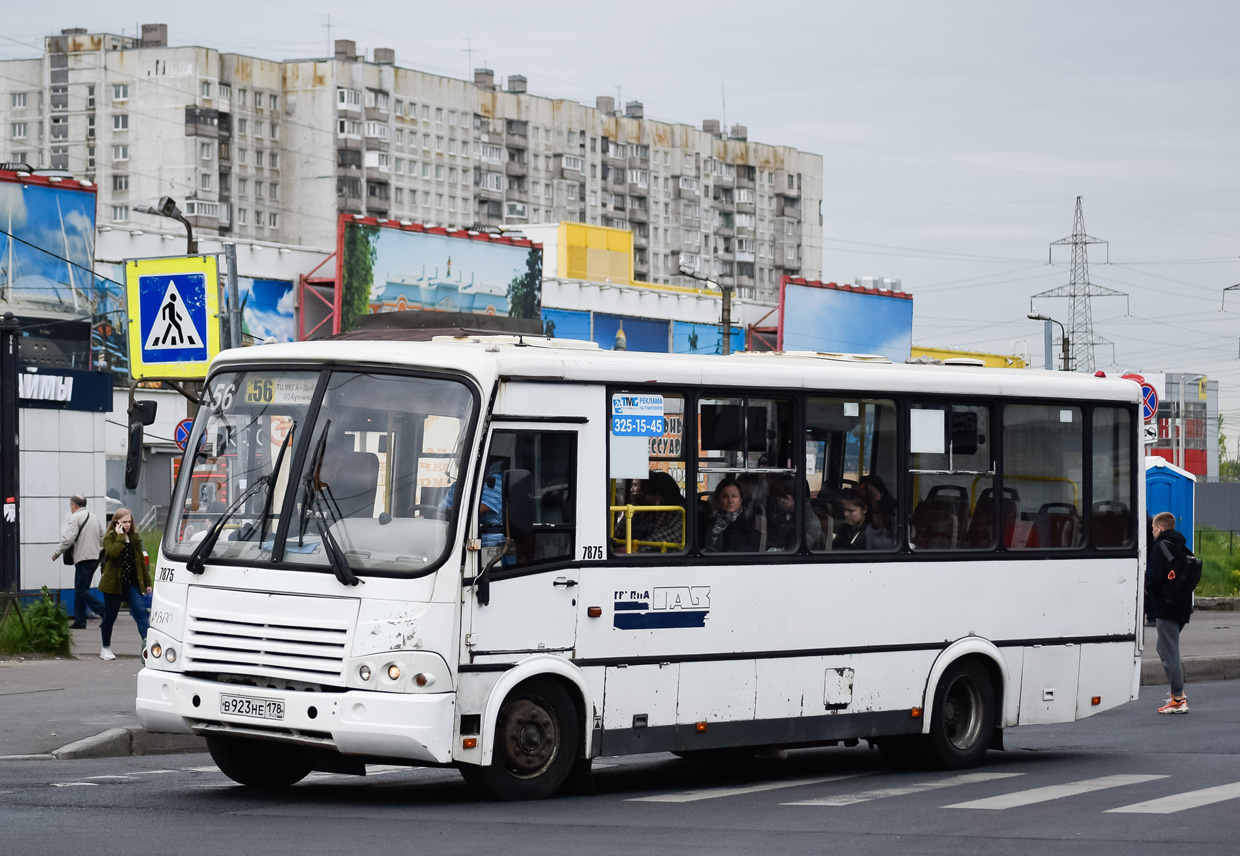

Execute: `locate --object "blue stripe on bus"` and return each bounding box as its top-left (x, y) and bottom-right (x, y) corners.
top-left (614, 611), bottom-right (708, 629)
top-left (614, 602), bottom-right (649, 611)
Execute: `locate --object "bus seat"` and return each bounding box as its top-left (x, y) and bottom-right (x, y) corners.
top-left (321, 450), bottom-right (380, 518)
top-left (964, 487), bottom-right (1020, 548)
top-left (912, 484), bottom-right (970, 549)
top-left (1092, 501), bottom-right (1130, 548)
top-left (1028, 502), bottom-right (1082, 548)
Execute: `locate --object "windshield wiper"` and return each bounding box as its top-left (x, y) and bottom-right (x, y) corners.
top-left (254, 423), bottom-right (295, 547)
top-left (298, 421), bottom-right (360, 587)
top-left (186, 476), bottom-right (271, 575)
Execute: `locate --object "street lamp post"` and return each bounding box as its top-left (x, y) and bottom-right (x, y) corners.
top-left (134, 196), bottom-right (197, 254)
top-left (680, 265), bottom-right (735, 355)
top-left (1028, 312), bottom-right (1069, 371)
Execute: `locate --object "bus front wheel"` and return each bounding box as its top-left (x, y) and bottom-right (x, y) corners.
top-left (207, 735), bottom-right (313, 788)
top-left (461, 677), bottom-right (580, 800)
top-left (923, 659), bottom-right (995, 769)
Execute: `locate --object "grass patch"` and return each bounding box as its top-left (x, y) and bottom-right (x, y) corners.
top-left (0, 587), bottom-right (73, 656)
top-left (1193, 527), bottom-right (1240, 597)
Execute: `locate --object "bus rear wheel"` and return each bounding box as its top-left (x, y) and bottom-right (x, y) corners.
top-left (461, 678), bottom-right (580, 800)
top-left (207, 735), bottom-right (313, 788)
top-left (923, 660), bottom-right (995, 769)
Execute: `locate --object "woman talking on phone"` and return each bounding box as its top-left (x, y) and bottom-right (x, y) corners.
top-left (98, 508), bottom-right (152, 661)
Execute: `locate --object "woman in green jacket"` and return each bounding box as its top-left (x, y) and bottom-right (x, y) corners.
top-left (98, 507), bottom-right (152, 661)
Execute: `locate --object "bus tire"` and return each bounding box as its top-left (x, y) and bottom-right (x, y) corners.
top-left (206, 736), bottom-right (313, 788)
top-left (923, 659), bottom-right (995, 769)
top-left (463, 677), bottom-right (580, 800)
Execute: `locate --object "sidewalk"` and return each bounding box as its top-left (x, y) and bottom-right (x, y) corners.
top-left (1, 609), bottom-right (1237, 761)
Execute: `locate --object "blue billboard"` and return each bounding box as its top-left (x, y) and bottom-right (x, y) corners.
top-left (0, 175), bottom-right (98, 312)
top-left (240, 277), bottom-right (296, 343)
top-left (779, 279), bottom-right (913, 361)
top-left (672, 321), bottom-right (744, 355)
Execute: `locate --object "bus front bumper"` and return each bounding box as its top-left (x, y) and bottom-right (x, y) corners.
top-left (136, 669), bottom-right (455, 764)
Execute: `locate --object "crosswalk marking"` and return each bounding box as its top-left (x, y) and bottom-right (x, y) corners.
top-left (945, 774), bottom-right (1167, 810)
top-left (783, 771), bottom-right (1023, 806)
top-left (628, 773), bottom-right (868, 803)
top-left (1107, 781), bottom-right (1240, 814)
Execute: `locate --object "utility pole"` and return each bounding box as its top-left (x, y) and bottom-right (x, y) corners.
top-left (225, 243), bottom-right (242, 350)
top-left (1032, 197), bottom-right (1126, 371)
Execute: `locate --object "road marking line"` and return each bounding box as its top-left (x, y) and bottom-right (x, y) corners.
top-left (130, 769), bottom-right (178, 775)
top-left (51, 782), bottom-right (98, 788)
top-left (86, 775), bottom-right (130, 780)
top-left (628, 773), bottom-right (869, 803)
top-left (945, 774), bottom-right (1167, 810)
top-left (784, 772), bottom-right (1023, 806)
top-left (1107, 781), bottom-right (1240, 814)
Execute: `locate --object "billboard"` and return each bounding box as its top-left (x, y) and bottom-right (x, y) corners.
top-left (0, 174), bottom-right (97, 313)
top-left (778, 278), bottom-right (913, 361)
top-left (240, 277), bottom-right (295, 343)
top-left (337, 218), bottom-right (542, 333)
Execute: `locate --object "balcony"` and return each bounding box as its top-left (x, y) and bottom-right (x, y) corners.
top-left (632, 230), bottom-right (649, 248)
top-left (776, 198), bottom-right (802, 220)
top-left (505, 159), bottom-right (528, 177)
top-left (736, 166), bottom-right (756, 189)
top-left (775, 170), bottom-right (800, 198)
top-left (628, 206), bottom-right (648, 223)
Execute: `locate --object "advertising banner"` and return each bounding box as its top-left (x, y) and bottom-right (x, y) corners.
top-left (779, 279), bottom-right (913, 361)
top-left (0, 175), bottom-right (97, 312)
top-left (338, 218), bottom-right (542, 333)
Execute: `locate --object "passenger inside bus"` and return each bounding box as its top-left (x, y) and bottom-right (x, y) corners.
top-left (634, 471), bottom-right (685, 553)
top-left (832, 489), bottom-right (895, 550)
top-left (703, 477), bottom-right (762, 552)
top-left (766, 474), bottom-right (823, 551)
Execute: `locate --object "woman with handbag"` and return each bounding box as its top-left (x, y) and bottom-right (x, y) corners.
top-left (98, 508), bottom-right (152, 661)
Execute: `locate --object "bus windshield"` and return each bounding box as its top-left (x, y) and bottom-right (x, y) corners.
top-left (165, 368), bottom-right (477, 576)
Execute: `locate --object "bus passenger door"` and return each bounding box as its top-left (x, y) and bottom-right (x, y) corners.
top-left (464, 423), bottom-right (581, 661)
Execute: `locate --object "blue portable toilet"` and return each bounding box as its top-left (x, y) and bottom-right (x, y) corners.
top-left (1146, 456), bottom-right (1196, 551)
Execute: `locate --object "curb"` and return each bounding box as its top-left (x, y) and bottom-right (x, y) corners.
top-left (50, 727), bottom-right (206, 760)
top-left (1140, 656), bottom-right (1240, 686)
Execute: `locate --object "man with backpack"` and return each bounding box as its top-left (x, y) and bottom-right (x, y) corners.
top-left (1145, 511), bottom-right (1202, 714)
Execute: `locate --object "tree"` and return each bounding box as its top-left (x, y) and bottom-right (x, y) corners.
top-left (506, 247), bottom-right (542, 319)
top-left (340, 223), bottom-right (379, 333)
top-left (1220, 415), bottom-right (1240, 481)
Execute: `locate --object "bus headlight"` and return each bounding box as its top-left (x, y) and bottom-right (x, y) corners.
top-left (359, 664), bottom-right (372, 682)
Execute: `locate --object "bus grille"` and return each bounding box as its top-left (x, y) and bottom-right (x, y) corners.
top-left (183, 588), bottom-right (356, 686)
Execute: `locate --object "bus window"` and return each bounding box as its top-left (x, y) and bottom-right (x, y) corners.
top-left (609, 392), bottom-right (687, 556)
top-left (807, 397), bottom-right (898, 553)
top-left (697, 396), bottom-right (793, 553)
top-left (486, 430), bottom-right (577, 567)
top-left (909, 403), bottom-right (994, 551)
top-left (1004, 404), bottom-right (1084, 550)
top-left (1092, 407), bottom-right (1134, 548)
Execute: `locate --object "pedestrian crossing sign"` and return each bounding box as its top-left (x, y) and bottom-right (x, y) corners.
top-left (125, 255), bottom-right (221, 379)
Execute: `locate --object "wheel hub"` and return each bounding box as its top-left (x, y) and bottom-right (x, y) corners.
top-left (498, 697), bottom-right (559, 778)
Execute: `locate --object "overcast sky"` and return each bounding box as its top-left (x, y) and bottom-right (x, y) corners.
top-left (6, 1), bottom-right (1240, 445)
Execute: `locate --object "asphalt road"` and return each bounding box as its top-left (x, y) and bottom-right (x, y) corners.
top-left (2, 682), bottom-right (1238, 856)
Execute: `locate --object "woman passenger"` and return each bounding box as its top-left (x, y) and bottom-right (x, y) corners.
top-left (704, 477), bottom-right (761, 552)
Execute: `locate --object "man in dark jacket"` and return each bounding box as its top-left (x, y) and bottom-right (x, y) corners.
top-left (1145, 511), bottom-right (1191, 713)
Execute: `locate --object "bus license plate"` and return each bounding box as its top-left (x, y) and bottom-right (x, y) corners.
top-left (220, 694), bottom-right (285, 721)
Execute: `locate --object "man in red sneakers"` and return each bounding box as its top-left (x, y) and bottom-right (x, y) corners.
top-left (1145, 511), bottom-right (1192, 714)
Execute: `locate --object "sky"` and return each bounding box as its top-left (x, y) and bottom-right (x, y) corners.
top-left (4, 1), bottom-right (1239, 445)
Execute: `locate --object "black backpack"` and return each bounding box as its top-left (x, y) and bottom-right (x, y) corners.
top-left (1158, 540), bottom-right (1203, 610)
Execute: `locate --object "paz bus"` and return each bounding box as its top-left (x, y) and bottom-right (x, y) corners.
top-left (135, 335), bottom-right (1143, 799)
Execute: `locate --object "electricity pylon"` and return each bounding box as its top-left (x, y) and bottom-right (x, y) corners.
top-left (1032, 197), bottom-right (1127, 372)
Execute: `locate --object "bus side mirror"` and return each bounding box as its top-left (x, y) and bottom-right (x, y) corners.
top-left (123, 400), bottom-right (157, 490)
top-left (503, 469), bottom-right (534, 542)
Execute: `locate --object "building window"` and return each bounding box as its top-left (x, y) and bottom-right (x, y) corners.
top-left (435, 164), bottom-right (443, 180)
top-left (11, 92), bottom-right (27, 108)
top-left (112, 84), bottom-right (129, 101)
top-left (460, 141), bottom-right (469, 157)
top-left (200, 142), bottom-right (212, 160)
top-left (435, 107), bottom-right (443, 123)
top-left (112, 205), bottom-right (129, 221)
top-left (563, 155), bottom-right (584, 172)
top-left (627, 169), bottom-right (648, 185)
top-left (394, 188), bottom-right (403, 204)
top-left (201, 173), bottom-right (211, 189)
top-left (238, 178), bottom-right (248, 196)
top-left (236, 89), bottom-right (247, 107)
top-left (219, 83), bottom-right (231, 99)
top-left (254, 121), bottom-right (264, 138)
top-left (238, 118), bottom-right (247, 135)
top-left (269, 182), bottom-right (278, 200)
top-left (421, 191), bottom-right (430, 206)
top-left (269, 212), bottom-right (278, 227)
top-left (112, 145), bottom-right (129, 161)
top-left (436, 135), bottom-right (444, 152)
top-left (269, 123), bottom-right (278, 141)
top-left (256, 151), bottom-right (265, 167)
top-left (364, 122), bottom-right (388, 140)
top-left (338, 119), bottom-right (361, 136)
top-left (482, 172), bottom-right (502, 191)
top-left (112, 175), bottom-right (128, 191)
top-left (113, 114), bottom-right (129, 131)
top-left (237, 208), bottom-right (247, 225)
top-left (10, 123), bottom-right (27, 139)
top-left (337, 87), bottom-right (361, 107)
top-left (435, 193), bottom-right (444, 208)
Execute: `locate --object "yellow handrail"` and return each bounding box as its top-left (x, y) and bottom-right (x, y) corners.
top-left (609, 504), bottom-right (686, 553)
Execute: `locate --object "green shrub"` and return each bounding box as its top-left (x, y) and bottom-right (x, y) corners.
top-left (0, 587), bottom-right (73, 655)
top-left (1193, 527), bottom-right (1240, 597)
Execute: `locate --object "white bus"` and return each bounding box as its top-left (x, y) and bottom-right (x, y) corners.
top-left (136, 336), bottom-right (1143, 799)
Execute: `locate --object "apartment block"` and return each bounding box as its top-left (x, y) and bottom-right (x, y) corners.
top-left (1, 27), bottom-right (822, 299)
